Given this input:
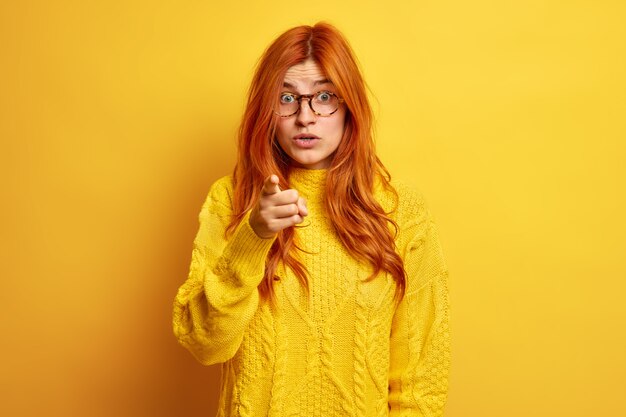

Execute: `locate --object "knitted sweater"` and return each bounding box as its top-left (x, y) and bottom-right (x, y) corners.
top-left (172, 167), bottom-right (450, 417)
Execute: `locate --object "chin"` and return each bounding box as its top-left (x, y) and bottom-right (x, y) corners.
top-left (289, 154), bottom-right (322, 168)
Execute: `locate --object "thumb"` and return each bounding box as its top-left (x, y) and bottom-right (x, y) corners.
top-left (297, 196), bottom-right (308, 216)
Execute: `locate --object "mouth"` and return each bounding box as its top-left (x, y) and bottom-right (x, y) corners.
top-left (293, 134), bottom-right (320, 141)
top-left (293, 134), bottom-right (320, 149)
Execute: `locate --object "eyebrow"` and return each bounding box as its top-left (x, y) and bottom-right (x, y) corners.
top-left (282, 79), bottom-right (333, 90)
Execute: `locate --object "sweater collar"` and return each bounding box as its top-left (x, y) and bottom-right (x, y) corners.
top-left (288, 167), bottom-right (328, 204)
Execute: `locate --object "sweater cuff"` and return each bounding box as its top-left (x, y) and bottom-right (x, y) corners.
top-left (221, 210), bottom-right (276, 287)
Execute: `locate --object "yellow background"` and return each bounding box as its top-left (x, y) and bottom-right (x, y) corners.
top-left (1, 1), bottom-right (625, 416)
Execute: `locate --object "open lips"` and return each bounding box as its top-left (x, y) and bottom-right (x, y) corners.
top-left (294, 134), bottom-right (320, 140)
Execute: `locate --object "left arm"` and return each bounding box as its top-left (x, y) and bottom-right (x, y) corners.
top-left (388, 206), bottom-right (451, 416)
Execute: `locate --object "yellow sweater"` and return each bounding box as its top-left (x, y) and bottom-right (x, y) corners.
top-left (172, 167), bottom-right (450, 417)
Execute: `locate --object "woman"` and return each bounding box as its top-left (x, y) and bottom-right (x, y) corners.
top-left (173, 22), bottom-right (450, 416)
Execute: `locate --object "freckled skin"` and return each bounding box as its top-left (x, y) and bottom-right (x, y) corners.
top-left (276, 59), bottom-right (347, 169)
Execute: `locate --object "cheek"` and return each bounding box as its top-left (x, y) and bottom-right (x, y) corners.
top-left (275, 121), bottom-right (293, 151)
top-left (332, 113), bottom-right (347, 137)
top-left (338, 118), bottom-right (347, 134)
top-left (275, 121), bottom-right (293, 146)
top-left (276, 120), bottom-right (288, 138)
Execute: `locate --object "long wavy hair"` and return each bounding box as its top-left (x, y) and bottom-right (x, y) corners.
top-left (226, 22), bottom-right (406, 303)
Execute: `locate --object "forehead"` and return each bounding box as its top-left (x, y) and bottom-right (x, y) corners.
top-left (283, 59), bottom-right (330, 88)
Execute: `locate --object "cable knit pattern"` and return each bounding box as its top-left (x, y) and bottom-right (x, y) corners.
top-left (353, 283), bottom-right (368, 416)
top-left (172, 168), bottom-right (451, 416)
top-left (268, 304), bottom-right (287, 416)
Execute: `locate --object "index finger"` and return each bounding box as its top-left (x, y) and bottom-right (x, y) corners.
top-left (261, 174), bottom-right (282, 196)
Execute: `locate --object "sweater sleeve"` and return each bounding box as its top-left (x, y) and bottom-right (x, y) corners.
top-left (388, 196), bottom-right (451, 416)
top-left (172, 177), bottom-right (276, 365)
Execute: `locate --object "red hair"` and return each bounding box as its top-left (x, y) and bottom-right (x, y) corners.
top-left (226, 22), bottom-right (406, 303)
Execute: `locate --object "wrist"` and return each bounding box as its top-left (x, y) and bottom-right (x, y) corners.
top-left (248, 210), bottom-right (276, 239)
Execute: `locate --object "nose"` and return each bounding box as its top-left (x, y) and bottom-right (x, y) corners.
top-left (295, 98), bottom-right (316, 126)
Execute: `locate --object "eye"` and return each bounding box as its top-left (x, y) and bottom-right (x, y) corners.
top-left (280, 93), bottom-right (296, 104)
top-left (317, 92), bottom-right (332, 102)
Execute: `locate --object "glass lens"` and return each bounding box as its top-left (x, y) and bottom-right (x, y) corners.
top-left (277, 93), bottom-right (299, 116)
top-left (311, 91), bottom-right (338, 116)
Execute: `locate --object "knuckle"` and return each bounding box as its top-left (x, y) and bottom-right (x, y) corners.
top-left (264, 196), bottom-right (278, 208)
top-left (260, 196), bottom-right (272, 207)
top-left (266, 220), bottom-right (278, 233)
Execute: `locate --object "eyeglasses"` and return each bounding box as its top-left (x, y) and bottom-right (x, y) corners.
top-left (274, 90), bottom-right (344, 117)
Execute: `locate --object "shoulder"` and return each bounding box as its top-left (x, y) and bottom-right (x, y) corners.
top-left (375, 175), bottom-right (431, 228)
top-left (201, 175), bottom-right (235, 214)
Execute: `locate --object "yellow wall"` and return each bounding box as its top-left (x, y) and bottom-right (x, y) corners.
top-left (1, 1), bottom-right (625, 416)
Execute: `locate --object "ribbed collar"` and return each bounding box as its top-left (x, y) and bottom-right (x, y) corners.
top-left (288, 167), bottom-right (328, 204)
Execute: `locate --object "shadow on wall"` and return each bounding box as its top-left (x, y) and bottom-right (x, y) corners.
top-left (149, 127), bottom-right (235, 417)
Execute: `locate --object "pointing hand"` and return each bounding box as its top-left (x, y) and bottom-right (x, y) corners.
top-left (249, 174), bottom-right (308, 239)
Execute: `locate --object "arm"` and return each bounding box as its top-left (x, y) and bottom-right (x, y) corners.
top-left (388, 204), bottom-right (451, 416)
top-left (172, 177), bottom-right (276, 365)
